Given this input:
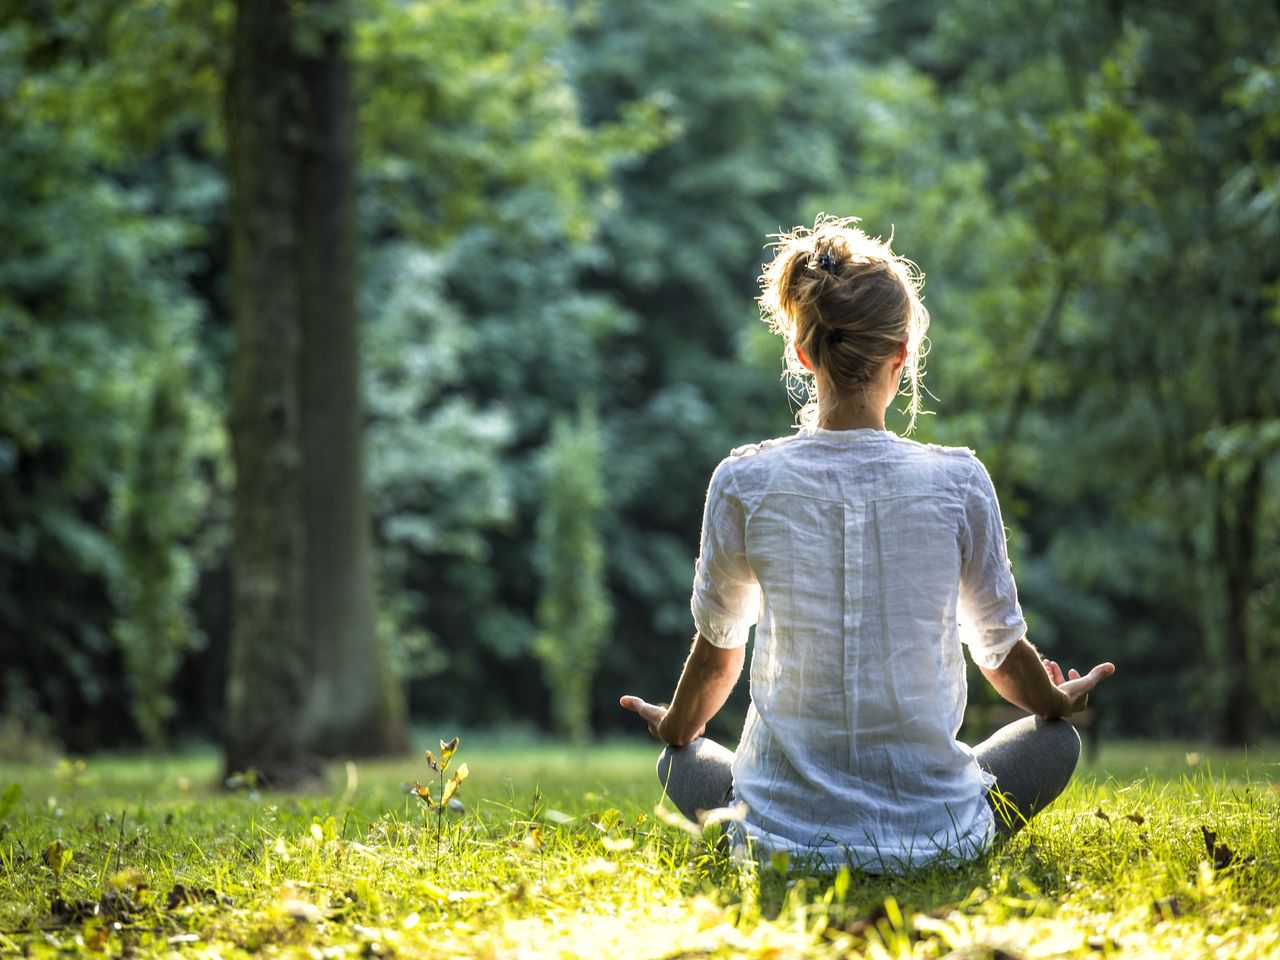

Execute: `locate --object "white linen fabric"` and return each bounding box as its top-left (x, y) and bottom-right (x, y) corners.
top-left (689, 426), bottom-right (1027, 870)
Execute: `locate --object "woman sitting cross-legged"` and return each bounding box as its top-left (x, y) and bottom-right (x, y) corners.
top-left (620, 215), bottom-right (1115, 872)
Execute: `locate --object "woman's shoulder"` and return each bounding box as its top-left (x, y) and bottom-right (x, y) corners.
top-left (704, 433), bottom-right (802, 496)
top-left (726, 432), bottom-right (803, 461)
top-left (891, 434), bottom-right (980, 462)
top-left (889, 435), bottom-right (992, 485)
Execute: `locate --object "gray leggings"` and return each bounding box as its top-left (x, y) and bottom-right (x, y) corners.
top-left (657, 715), bottom-right (1081, 840)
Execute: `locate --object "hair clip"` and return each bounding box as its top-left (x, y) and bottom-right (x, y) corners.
top-left (817, 252), bottom-right (838, 275)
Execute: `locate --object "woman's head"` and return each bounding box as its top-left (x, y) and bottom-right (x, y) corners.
top-left (759, 214), bottom-right (930, 432)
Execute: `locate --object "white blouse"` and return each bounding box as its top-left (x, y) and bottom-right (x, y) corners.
top-left (690, 426), bottom-right (1026, 870)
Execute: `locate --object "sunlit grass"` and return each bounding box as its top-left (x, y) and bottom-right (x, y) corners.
top-left (1, 738), bottom-right (1277, 958)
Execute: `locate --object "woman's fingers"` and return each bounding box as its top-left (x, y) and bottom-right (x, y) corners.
top-left (620, 695), bottom-right (652, 716)
top-left (1073, 663), bottom-right (1114, 690)
top-left (1088, 662), bottom-right (1116, 683)
top-left (1057, 662), bottom-right (1116, 699)
top-left (619, 695), bottom-right (666, 724)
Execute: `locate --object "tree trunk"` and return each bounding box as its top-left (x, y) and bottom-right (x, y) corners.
top-left (223, 0), bottom-right (404, 782)
top-left (296, 0), bottom-right (405, 755)
top-left (223, 0), bottom-right (318, 786)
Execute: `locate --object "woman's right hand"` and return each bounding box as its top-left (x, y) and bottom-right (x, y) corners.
top-left (619, 695), bottom-right (670, 740)
top-left (619, 695), bottom-right (707, 745)
top-left (1042, 659), bottom-right (1116, 716)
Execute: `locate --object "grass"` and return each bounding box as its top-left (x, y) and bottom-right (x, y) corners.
top-left (1, 736), bottom-right (1278, 958)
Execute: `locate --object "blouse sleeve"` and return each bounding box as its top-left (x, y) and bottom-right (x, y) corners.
top-left (957, 457), bottom-right (1027, 669)
top-left (690, 458), bottom-right (761, 649)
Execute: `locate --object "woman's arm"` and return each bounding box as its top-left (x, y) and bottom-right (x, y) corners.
top-left (980, 636), bottom-right (1115, 719)
top-left (620, 633), bottom-right (745, 746)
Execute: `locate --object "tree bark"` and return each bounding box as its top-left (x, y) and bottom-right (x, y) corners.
top-left (223, 0), bottom-right (318, 786)
top-left (224, 0), bottom-right (404, 781)
top-left (296, 0), bottom-right (405, 755)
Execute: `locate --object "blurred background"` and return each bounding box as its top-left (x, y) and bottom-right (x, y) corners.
top-left (1, 0), bottom-right (1277, 767)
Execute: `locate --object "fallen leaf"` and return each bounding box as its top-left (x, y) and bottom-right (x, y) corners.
top-left (48, 897), bottom-right (98, 924)
top-left (165, 884), bottom-right (232, 910)
top-left (1202, 826), bottom-right (1235, 869)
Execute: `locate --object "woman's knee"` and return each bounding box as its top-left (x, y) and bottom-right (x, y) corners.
top-left (1045, 717), bottom-right (1082, 761)
top-left (1035, 717), bottom-right (1082, 783)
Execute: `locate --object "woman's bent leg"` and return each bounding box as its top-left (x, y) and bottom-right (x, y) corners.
top-left (973, 716), bottom-right (1081, 838)
top-left (657, 737), bottom-right (735, 822)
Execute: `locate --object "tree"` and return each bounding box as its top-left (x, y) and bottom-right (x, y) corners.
top-left (223, 0), bottom-right (402, 783)
top-left (223, 0), bottom-right (315, 784)
top-left (294, 0), bottom-right (403, 757)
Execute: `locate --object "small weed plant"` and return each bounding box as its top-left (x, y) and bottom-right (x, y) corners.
top-left (410, 736), bottom-right (468, 869)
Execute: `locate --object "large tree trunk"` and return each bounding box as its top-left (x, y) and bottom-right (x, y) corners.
top-left (224, 0), bottom-right (404, 781)
top-left (296, 0), bottom-right (405, 755)
top-left (223, 0), bottom-right (318, 786)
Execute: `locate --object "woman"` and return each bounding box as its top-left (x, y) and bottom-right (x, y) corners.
top-left (620, 216), bottom-right (1114, 871)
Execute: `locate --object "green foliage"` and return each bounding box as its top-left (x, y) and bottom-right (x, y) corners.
top-left (351, 0), bottom-right (655, 722)
top-left (110, 357), bottom-right (217, 745)
top-left (363, 243), bottom-right (516, 682)
top-left (535, 404), bottom-right (612, 742)
top-left (353, 0), bottom-right (662, 244)
top-left (0, 4), bottom-right (227, 747)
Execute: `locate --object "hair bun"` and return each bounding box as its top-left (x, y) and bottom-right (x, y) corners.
top-left (758, 213), bottom-right (931, 433)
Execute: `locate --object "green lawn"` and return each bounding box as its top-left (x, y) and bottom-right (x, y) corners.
top-left (1, 736), bottom-right (1277, 958)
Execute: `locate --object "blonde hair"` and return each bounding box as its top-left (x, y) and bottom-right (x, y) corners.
top-left (758, 214), bottom-right (930, 433)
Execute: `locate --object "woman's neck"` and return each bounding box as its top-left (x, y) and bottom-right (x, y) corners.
top-left (816, 402), bottom-right (885, 431)
top-left (815, 383), bottom-right (888, 431)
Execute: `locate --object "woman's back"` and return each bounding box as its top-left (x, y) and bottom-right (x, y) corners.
top-left (700, 426), bottom-right (1025, 868)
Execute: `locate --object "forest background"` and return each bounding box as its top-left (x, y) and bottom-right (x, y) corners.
top-left (2, 0), bottom-right (1278, 762)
